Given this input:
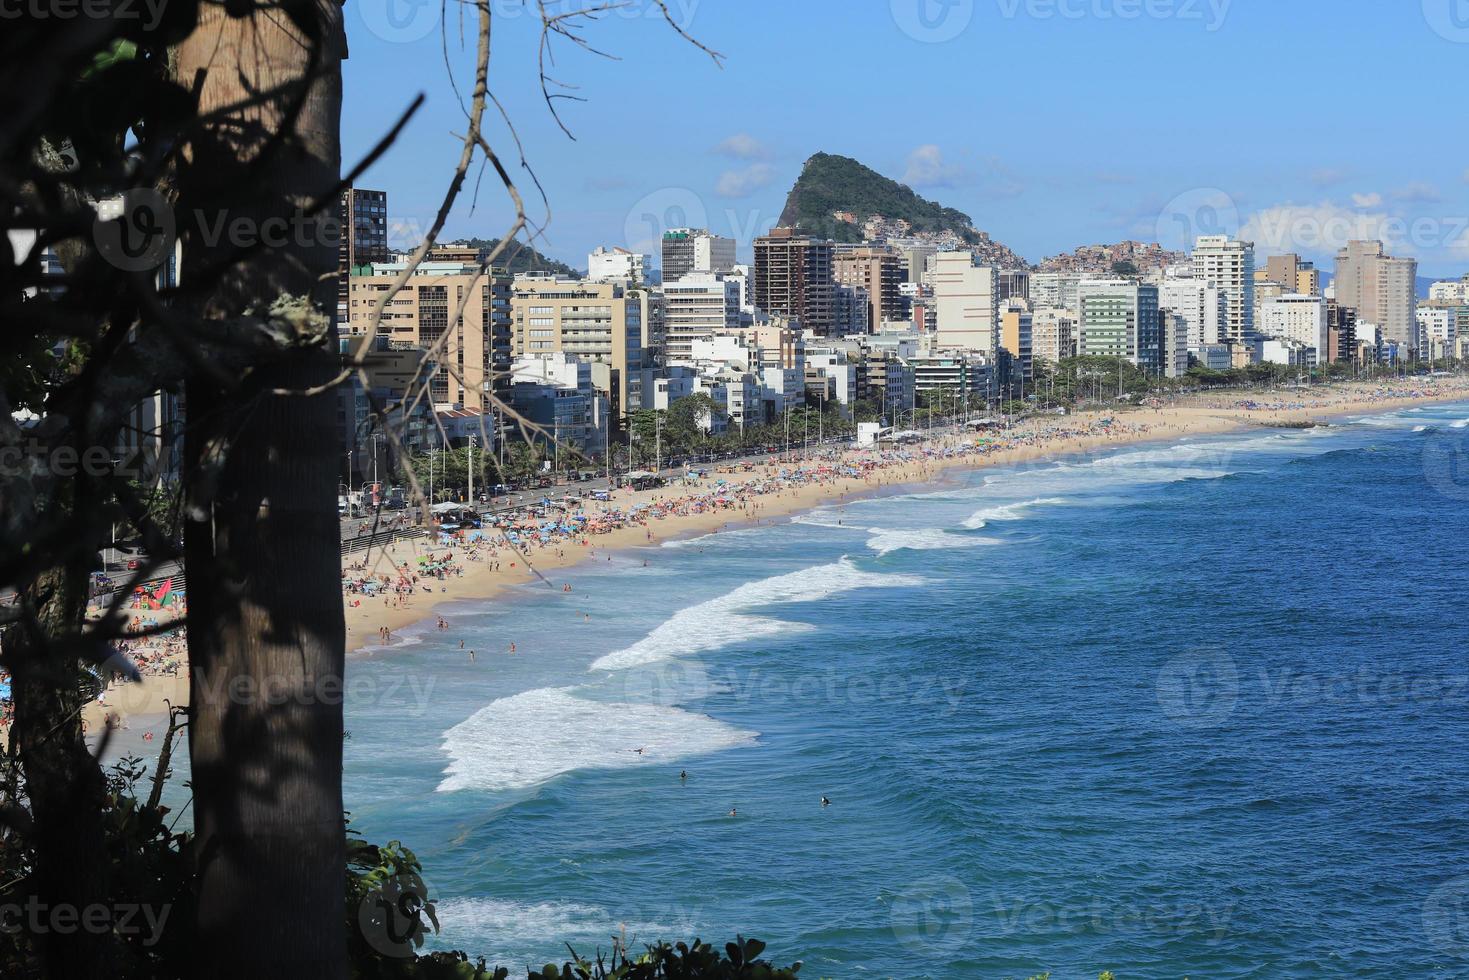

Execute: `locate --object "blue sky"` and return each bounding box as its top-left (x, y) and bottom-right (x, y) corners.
top-left (343, 1), bottom-right (1469, 276)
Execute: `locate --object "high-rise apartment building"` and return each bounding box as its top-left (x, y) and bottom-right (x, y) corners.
top-left (1030, 307), bottom-right (1076, 365)
top-left (1334, 241), bottom-right (1418, 355)
top-left (345, 255), bottom-right (511, 413)
top-left (1029, 271), bottom-right (1082, 312)
top-left (931, 251), bottom-right (998, 355)
top-left (661, 228), bottom-right (736, 282)
top-left (508, 278), bottom-right (645, 419)
top-left (1258, 293), bottom-right (1328, 359)
top-left (661, 272), bottom-right (741, 362)
top-left (1190, 235), bottom-right (1255, 345)
top-left (752, 228), bottom-right (835, 335)
top-left (834, 247), bottom-right (908, 333)
top-left (1077, 279), bottom-right (1161, 373)
top-left (1259, 253), bottom-right (1320, 297)
top-left (338, 187), bottom-right (388, 316)
top-left (1159, 277), bottom-right (1227, 350)
top-left (999, 300), bottom-right (1033, 384)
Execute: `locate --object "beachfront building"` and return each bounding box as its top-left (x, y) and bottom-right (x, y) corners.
top-left (1334, 240), bottom-right (1419, 357)
top-left (508, 353), bottom-right (609, 459)
top-left (1030, 307), bottom-right (1076, 365)
top-left (931, 251), bottom-right (999, 356)
top-left (1417, 305), bottom-right (1457, 361)
top-left (1162, 310), bottom-right (1190, 378)
top-left (805, 348), bottom-right (859, 410)
top-left (1191, 235), bottom-right (1255, 345)
top-left (661, 272), bottom-right (741, 362)
top-left (345, 255), bottom-right (513, 413)
top-left (999, 299), bottom-right (1033, 386)
top-left (508, 277), bottom-right (645, 423)
top-left (1076, 279), bottom-right (1162, 374)
top-left (1159, 276), bottom-right (1227, 350)
top-left (1258, 293), bottom-right (1328, 363)
top-left (905, 352), bottom-right (994, 411)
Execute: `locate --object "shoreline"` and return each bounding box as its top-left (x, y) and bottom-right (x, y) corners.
top-left (84, 380), bottom-right (1469, 729)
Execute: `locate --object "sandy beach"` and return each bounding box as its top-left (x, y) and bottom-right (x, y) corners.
top-left (81, 377), bottom-right (1469, 731)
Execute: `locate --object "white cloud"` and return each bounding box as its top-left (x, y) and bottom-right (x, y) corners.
top-left (715, 163), bottom-right (775, 198)
top-left (1351, 192), bottom-right (1383, 209)
top-left (1392, 181), bottom-right (1441, 204)
top-left (901, 144), bottom-right (969, 189)
top-left (1241, 200), bottom-right (1469, 263)
top-left (713, 133), bottom-right (771, 161)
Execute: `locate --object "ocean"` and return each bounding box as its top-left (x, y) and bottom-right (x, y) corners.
top-left (256, 402), bottom-right (1469, 976)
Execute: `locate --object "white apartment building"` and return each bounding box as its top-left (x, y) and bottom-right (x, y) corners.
top-left (661, 272), bottom-right (741, 362)
top-left (1428, 280), bottom-right (1469, 304)
top-left (1162, 310), bottom-right (1190, 378)
top-left (661, 228), bottom-right (736, 282)
top-left (1417, 305), bottom-right (1457, 359)
top-left (1029, 271), bottom-right (1082, 311)
top-left (931, 251), bottom-right (999, 355)
top-left (1258, 293), bottom-right (1328, 361)
top-left (1159, 276), bottom-right (1228, 350)
top-left (1030, 307), bottom-right (1076, 364)
top-left (1191, 235), bottom-right (1255, 344)
top-left (587, 246), bottom-right (647, 283)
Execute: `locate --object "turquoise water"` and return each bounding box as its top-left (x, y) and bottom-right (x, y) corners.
top-left (339, 401), bottom-right (1469, 978)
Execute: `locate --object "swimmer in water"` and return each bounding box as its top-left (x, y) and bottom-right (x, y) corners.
top-left (820, 796), bottom-right (831, 807)
top-left (680, 770), bottom-right (687, 780)
top-left (632, 747), bottom-right (645, 755)
top-left (727, 808), bottom-right (737, 817)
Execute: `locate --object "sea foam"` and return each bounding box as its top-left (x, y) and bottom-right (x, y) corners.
top-left (437, 687), bottom-right (756, 793)
top-left (589, 558), bottom-right (923, 671)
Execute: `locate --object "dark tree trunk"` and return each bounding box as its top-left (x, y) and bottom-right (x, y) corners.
top-left (8, 561), bottom-right (112, 979)
top-left (173, 4), bottom-right (347, 977)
